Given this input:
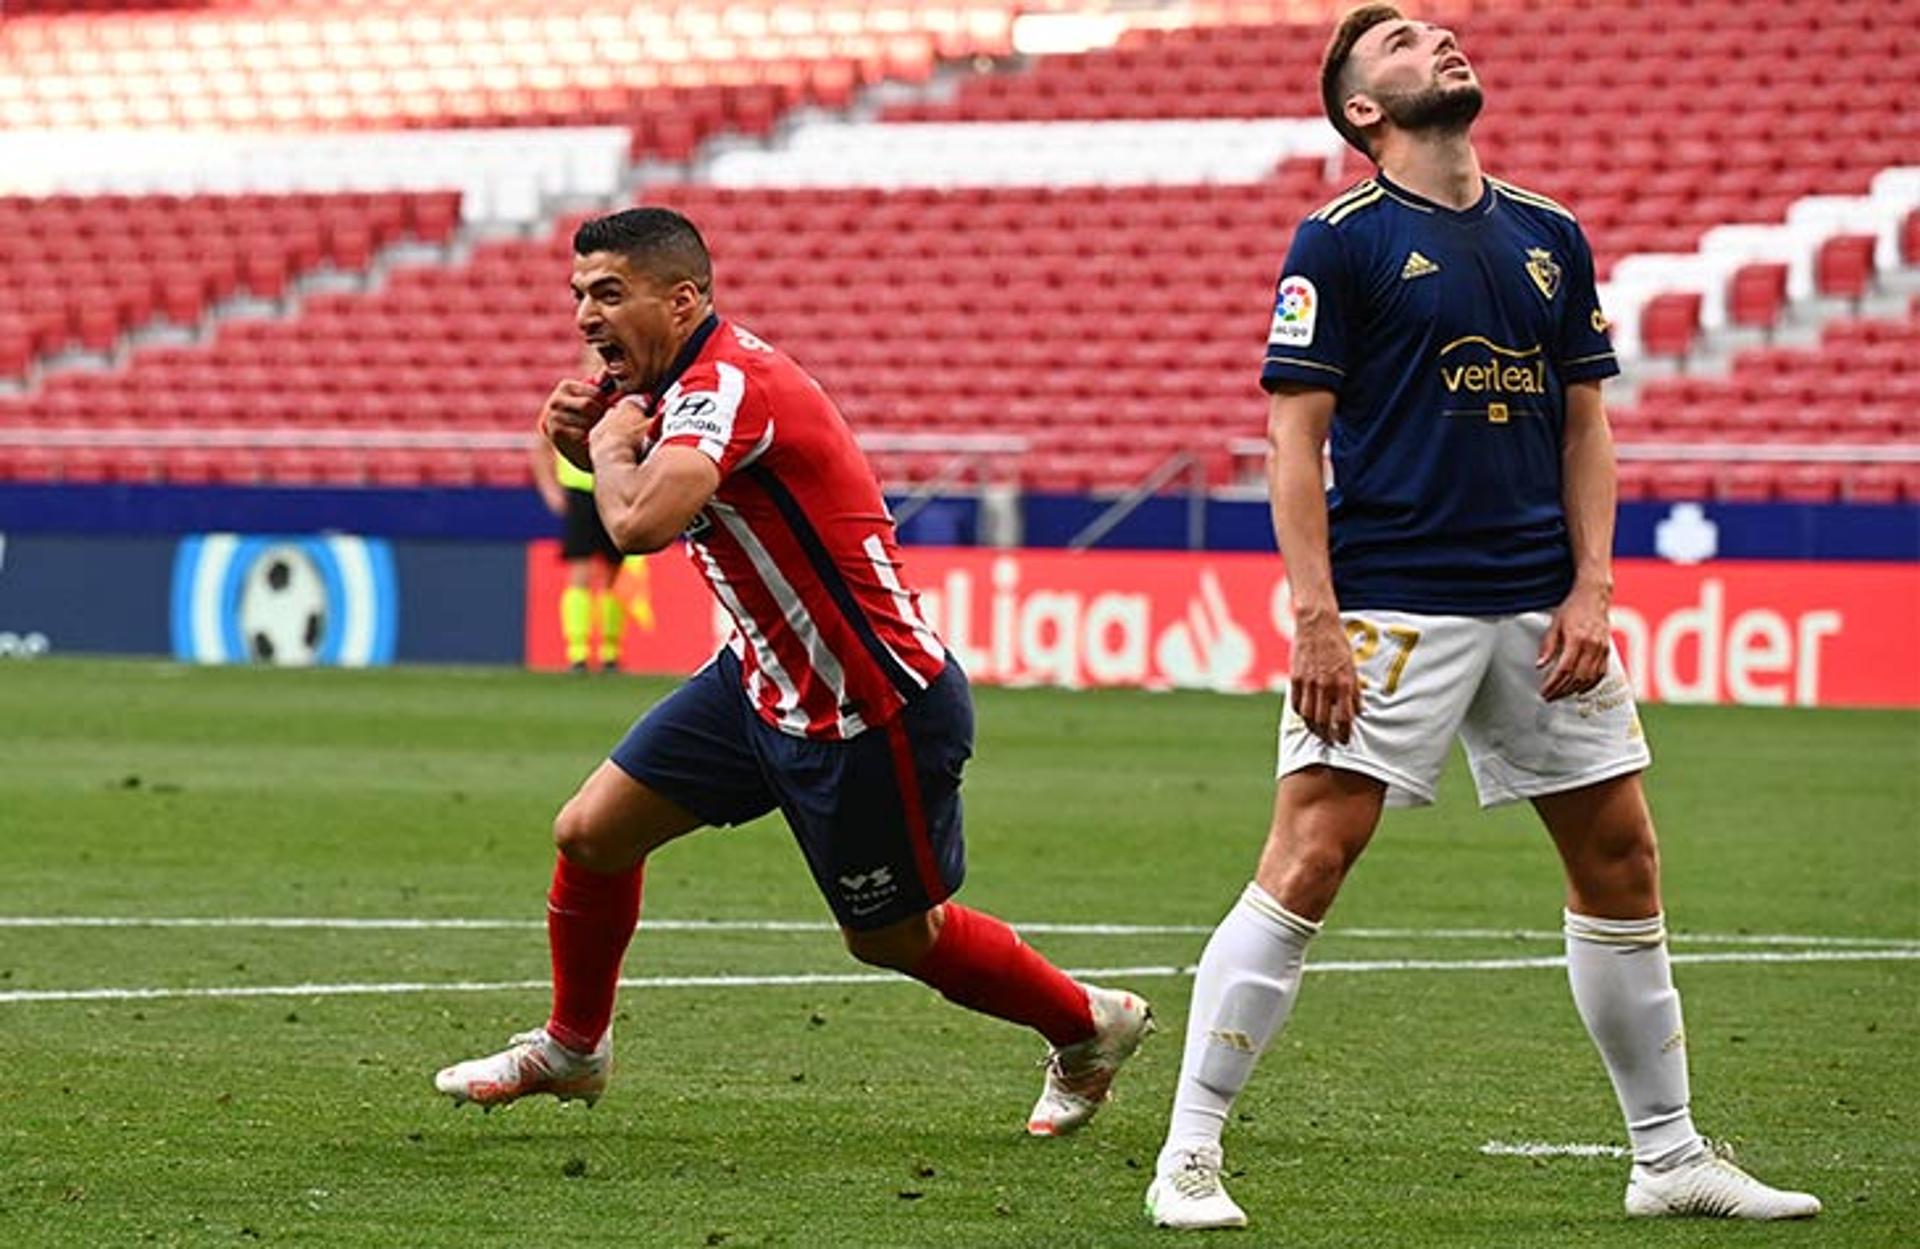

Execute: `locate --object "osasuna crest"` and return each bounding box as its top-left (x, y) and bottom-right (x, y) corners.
top-left (1524, 247), bottom-right (1562, 300)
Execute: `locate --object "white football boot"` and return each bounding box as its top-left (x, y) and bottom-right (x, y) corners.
top-left (1025, 985), bottom-right (1154, 1136)
top-left (1146, 1144), bottom-right (1249, 1230)
top-left (434, 1026), bottom-right (610, 1110)
top-left (1624, 1141), bottom-right (1821, 1220)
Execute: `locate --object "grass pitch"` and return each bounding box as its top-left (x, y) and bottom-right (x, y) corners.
top-left (0, 660), bottom-right (1914, 1247)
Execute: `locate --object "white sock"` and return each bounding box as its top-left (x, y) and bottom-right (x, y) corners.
top-left (1159, 882), bottom-right (1321, 1172)
top-left (1564, 910), bottom-right (1704, 1167)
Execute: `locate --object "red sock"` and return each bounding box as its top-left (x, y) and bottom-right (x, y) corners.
top-left (907, 903), bottom-right (1094, 1046)
top-left (544, 854), bottom-right (643, 1054)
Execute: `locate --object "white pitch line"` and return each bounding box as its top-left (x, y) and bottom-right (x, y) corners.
top-left (1480, 1141), bottom-right (1629, 1159)
top-left (2, 916), bottom-right (1915, 948)
top-left (1, 947), bottom-right (1915, 1006)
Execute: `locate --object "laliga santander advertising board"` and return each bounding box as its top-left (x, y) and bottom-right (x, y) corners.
top-left (525, 544), bottom-right (1920, 709)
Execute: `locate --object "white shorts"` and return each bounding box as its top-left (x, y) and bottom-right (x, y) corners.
top-left (1277, 610), bottom-right (1651, 808)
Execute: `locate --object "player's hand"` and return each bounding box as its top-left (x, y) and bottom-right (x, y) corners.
top-left (587, 395), bottom-right (653, 468)
top-left (1539, 581), bottom-right (1613, 701)
top-left (536, 483), bottom-right (568, 517)
top-left (540, 378), bottom-right (610, 474)
top-left (1290, 609), bottom-right (1363, 745)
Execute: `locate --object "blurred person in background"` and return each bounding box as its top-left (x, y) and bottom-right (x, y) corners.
top-left (530, 357), bottom-right (654, 674)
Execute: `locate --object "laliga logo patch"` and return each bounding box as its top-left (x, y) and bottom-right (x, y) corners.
top-left (170, 534), bottom-right (398, 667)
top-left (1268, 275), bottom-right (1318, 347)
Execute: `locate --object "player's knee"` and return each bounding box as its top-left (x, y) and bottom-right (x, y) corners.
top-left (843, 911), bottom-right (939, 970)
top-left (552, 798), bottom-right (623, 872)
top-left (1591, 820), bottom-right (1659, 878)
top-left (1568, 820), bottom-right (1661, 904)
top-left (1256, 832), bottom-right (1356, 915)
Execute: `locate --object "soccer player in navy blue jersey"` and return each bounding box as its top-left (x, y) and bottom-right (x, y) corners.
top-left (1145, 5), bottom-right (1820, 1230)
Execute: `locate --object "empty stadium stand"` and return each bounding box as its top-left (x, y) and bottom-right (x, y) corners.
top-left (0, 0), bottom-right (1028, 156)
top-left (1, 0), bottom-right (1916, 501)
top-left (1612, 312), bottom-right (1920, 503)
top-left (0, 188), bottom-right (459, 361)
top-left (890, 2), bottom-right (1916, 268)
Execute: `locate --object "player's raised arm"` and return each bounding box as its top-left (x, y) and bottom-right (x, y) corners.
top-left (1267, 383), bottom-right (1359, 744)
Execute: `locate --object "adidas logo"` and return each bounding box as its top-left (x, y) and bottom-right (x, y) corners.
top-left (1207, 1028), bottom-right (1257, 1054)
top-left (1400, 250), bottom-right (1440, 280)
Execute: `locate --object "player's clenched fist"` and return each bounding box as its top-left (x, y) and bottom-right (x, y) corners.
top-left (588, 394), bottom-right (653, 468)
top-left (540, 378), bottom-right (611, 474)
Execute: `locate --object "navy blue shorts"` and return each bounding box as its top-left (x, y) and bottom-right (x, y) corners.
top-left (608, 648), bottom-right (972, 931)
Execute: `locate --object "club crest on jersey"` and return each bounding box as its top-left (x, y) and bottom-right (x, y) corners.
top-left (1269, 275), bottom-right (1318, 346)
top-left (1524, 248), bottom-right (1562, 301)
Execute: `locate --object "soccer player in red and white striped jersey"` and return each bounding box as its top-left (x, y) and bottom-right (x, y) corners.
top-left (434, 208), bottom-right (1152, 1139)
top-left (641, 308), bottom-right (946, 740)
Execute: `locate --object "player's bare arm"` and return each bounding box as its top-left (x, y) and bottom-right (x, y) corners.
top-left (540, 377), bottom-right (609, 475)
top-left (1267, 384), bottom-right (1361, 744)
top-left (528, 429), bottom-right (569, 516)
top-left (1540, 379), bottom-right (1617, 701)
top-left (588, 407), bottom-right (719, 554)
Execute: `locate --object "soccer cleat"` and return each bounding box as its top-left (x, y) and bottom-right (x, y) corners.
top-left (1145, 1145), bottom-right (1248, 1230)
top-left (1025, 985), bottom-right (1154, 1136)
top-left (1624, 1142), bottom-right (1821, 1220)
top-left (433, 1027), bottom-right (611, 1110)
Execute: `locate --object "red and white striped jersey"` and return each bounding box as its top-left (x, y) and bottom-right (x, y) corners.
top-left (647, 317), bottom-right (947, 740)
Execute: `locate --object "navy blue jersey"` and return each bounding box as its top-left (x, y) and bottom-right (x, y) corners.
top-left (1261, 173), bottom-right (1618, 614)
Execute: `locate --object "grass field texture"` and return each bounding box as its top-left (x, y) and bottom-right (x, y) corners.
top-left (1, 660), bottom-right (1914, 1247)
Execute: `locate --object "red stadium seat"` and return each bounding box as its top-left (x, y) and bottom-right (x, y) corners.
top-left (0, 331), bottom-right (31, 378)
top-left (1645, 463), bottom-right (1714, 501)
top-left (1814, 235), bottom-right (1876, 301)
top-left (240, 252), bottom-right (292, 301)
top-left (1772, 463), bottom-right (1843, 503)
top-left (1841, 464), bottom-right (1904, 504)
top-left (408, 193), bottom-right (463, 246)
top-left (1639, 293), bottom-right (1703, 358)
top-left (1727, 263), bottom-right (1789, 330)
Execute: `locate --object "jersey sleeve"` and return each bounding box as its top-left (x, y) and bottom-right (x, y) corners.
top-left (1557, 223), bottom-right (1620, 383)
top-left (654, 360), bottom-right (768, 476)
top-left (1260, 217), bottom-right (1352, 393)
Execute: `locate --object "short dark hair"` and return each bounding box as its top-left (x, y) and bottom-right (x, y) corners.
top-left (573, 207), bottom-right (712, 294)
top-left (1320, 3), bottom-right (1403, 159)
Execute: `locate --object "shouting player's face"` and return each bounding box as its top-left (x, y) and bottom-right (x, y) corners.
top-left (1353, 19), bottom-right (1483, 139)
top-left (571, 251), bottom-right (705, 395)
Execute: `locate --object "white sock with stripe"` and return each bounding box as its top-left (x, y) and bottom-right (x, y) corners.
top-left (1564, 909), bottom-right (1705, 1167)
top-left (1159, 882), bottom-right (1321, 1171)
